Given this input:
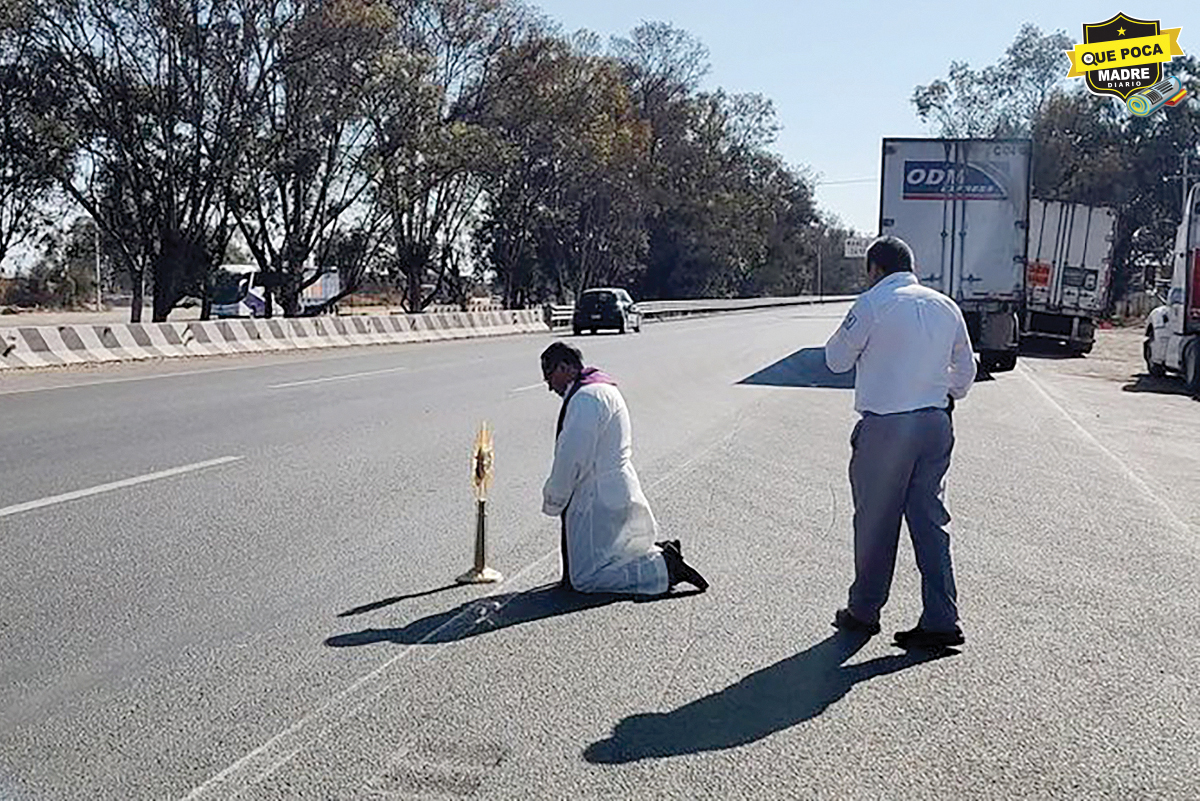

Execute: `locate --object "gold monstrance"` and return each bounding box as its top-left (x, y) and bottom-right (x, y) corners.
top-left (457, 422), bottom-right (502, 583)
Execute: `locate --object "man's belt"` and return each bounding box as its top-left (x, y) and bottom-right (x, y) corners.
top-left (862, 404), bottom-right (951, 417)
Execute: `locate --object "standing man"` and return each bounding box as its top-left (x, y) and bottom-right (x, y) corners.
top-left (540, 342), bottom-right (708, 595)
top-left (824, 236), bottom-right (976, 649)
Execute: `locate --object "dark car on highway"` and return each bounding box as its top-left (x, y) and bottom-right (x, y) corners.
top-left (572, 288), bottom-right (642, 335)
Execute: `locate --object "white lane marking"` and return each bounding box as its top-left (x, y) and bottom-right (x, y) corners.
top-left (178, 422), bottom-right (735, 800)
top-left (0, 456), bottom-right (243, 519)
top-left (507, 383), bottom-right (544, 394)
top-left (268, 366), bottom-right (408, 389)
top-left (1017, 364), bottom-right (1193, 536)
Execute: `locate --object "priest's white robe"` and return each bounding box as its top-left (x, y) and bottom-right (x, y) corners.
top-left (542, 382), bottom-right (669, 595)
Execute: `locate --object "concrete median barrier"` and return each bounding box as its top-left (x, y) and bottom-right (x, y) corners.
top-left (0, 300), bottom-right (839, 371)
top-left (0, 309), bottom-right (550, 371)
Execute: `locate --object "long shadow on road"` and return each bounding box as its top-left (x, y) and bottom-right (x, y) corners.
top-left (738, 347), bottom-right (855, 389)
top-left (326, 584), bottom-right (700, 648)
top-left (739, 347), bottom-right (1007, 387)
top-left (583, 631), bottom-right (954, 764)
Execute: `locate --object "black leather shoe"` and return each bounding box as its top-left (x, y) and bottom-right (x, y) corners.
top-left (893, 626), bottom-right (964, 649)
top-left (659, 541), bottom-right (708, 592)
top-left (833, 608), bottom-right (880, 636)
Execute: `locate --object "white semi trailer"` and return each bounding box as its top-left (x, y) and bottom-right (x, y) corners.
top-left (1022, 199), bottom-right (1118, 355)
top-left (1144, 183), bottom-right (1200, 389)
top-left (879, 138), bottom-right (1032, 372)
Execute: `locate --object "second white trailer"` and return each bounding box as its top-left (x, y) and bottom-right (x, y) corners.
top-left (1022, 199), bottom-right (1117, 354)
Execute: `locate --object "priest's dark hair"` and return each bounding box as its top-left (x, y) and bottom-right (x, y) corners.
top-left (541, 341), bottom-right (583, 371)
top-left (866, 236), bottom-right (914, 274)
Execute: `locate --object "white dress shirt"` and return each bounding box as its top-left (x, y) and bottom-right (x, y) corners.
top-left (825, 271), bottom-right (976, 415)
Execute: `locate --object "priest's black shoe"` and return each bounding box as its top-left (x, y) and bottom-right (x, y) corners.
top-left (659, 540), bottom-right (708, 591)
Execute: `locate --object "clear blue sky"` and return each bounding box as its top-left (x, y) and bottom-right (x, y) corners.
top-left (528, 0), bottom-right (1199, 234)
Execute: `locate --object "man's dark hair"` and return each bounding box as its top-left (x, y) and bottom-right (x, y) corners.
top-left (541, 341), bottom-right (583, 371)
top-left (866, 236), bottom-right (914, 274)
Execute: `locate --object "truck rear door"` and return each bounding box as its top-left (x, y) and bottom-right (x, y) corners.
top-left (1027, 200), bottom-right (1116, 314)
top-left (880, 138), bottom-right (1030, 302)
top-left (1026, 199), bottom-right (1056, 309)
top-left (1062, 204), bottom-right (1117, 315)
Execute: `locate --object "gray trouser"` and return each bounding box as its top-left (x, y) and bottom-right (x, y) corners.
top-left (847, 408), bottom-right (959, 631)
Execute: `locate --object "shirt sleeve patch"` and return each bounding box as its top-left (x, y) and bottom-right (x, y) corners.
top-left (843, 312), bottom-right (857, 330)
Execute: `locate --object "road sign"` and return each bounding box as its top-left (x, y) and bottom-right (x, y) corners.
top-left (844, 237), bottom-right (872, 259)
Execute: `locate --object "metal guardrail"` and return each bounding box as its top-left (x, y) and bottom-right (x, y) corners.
top-left (543, 294), bottom-right (857, 328)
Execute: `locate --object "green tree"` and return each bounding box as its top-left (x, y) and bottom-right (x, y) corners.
top-left (0, 0), bottom-right (71, 269)
top-left (607, 21), bottom-right (820, 301)
top-left (25, 218), bottom-right (99, 309)
top-left (913, 24), bottom-right (1073, 137)
top-left (367, 0), bottom-right (526, 312)
top-left (232, 0), bottom-right (393, 318)
top-left (34, 0), bottom-right (267, 321)
top-left (474, 32), bottom-right (585, 308)
top-left (1032, 56), bottom-right (1200, 306)
top-left (530, 36), bottom-right (651, 302)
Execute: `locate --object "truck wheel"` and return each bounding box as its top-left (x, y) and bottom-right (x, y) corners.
top-left (1144, 327), bottom-right (1166, 377)
top-left (980, 351), bottom-right (1017, 373)
top-left (1184, 342), bottom-right (1200, 395)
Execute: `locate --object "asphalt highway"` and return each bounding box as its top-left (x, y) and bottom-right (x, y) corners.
top-left (1, 308), bottom-right (1196, 800)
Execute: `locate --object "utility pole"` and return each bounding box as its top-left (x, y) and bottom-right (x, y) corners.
top-left (817, 241), bottom-right (823, 298)
top-left (94, 221), bottom-right (102, 312)
top-left (1183, 152), bottom-right (1193, 216)
top-left (1168, 152), bottom-right (1197, 218)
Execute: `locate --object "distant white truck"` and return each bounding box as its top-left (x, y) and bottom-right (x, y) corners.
top-left (211, 264), bottom-right (340, 318)
top-left (1144, 183), bottom-right (1200, 388)
top-left (879, 138), bottom-right (1031, 372)
top-left (1022, 199), bottom-right (1117, 355)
